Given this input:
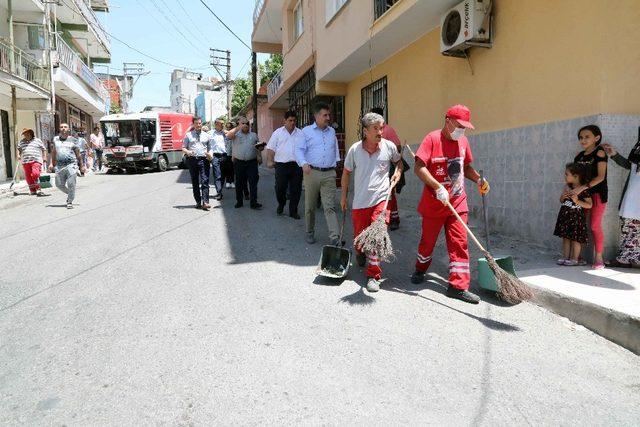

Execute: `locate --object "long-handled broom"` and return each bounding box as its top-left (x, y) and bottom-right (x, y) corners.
top-left (445, 202), bottom-right (534, 304)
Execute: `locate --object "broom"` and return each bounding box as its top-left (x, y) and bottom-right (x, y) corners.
top-left (353, 145), bottom-right (405, 262)
top-left (445, 202), bottom-right (534, 304)
top-left (402, 142), bottom-right (533, 304)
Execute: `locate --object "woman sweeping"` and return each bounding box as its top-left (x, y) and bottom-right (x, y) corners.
top-left (602, 139), bottom-right (640, 268)
top-left (570, 125), bottom-right (608, 269)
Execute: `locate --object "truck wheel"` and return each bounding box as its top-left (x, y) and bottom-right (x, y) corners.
top-left (157, 155), bottom-right (168, 172)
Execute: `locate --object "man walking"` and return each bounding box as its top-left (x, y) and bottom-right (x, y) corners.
top-left (76, 130), bottom-right (89, 175)
top-left (341, 112), bottom-right (402, 292)
top-left (17, 128), bottom-right (47, 196)
top-left (90, 125), bottom-right (104, 172)
top-left (296, 102), bottom-right (341, 245)
top-left (50, 123), bottom-right (84, 209)
top-left (210, 119), bottom-right (228, 201)
top-left (182, 117), bottom-right (212, 210)
top-left (222, 121), bottom-right (235, 189)
top-left (371, 107), bottom-right (404, 230)
top-left (226, 117), bottom-right (262, 209)
top-left (266, 111), bottom-right (304, 219)
top-left (410, 105), bottom-right (490, 304)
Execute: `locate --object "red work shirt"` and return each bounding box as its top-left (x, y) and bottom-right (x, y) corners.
top-left (415, 129), bottom-right (473, 217)
top-left (381, 124), bottom-right (401, 147)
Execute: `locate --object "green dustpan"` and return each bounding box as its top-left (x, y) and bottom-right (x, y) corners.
top-left (477, 171), bottom-right (517, 291)
top-left (38, 174), bottom-right (52, 189)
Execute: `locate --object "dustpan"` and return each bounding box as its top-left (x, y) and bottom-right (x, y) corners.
top-left (316, 208), bottom-right (351, 279)
top-left (38, 173), bottom-right (52, 189)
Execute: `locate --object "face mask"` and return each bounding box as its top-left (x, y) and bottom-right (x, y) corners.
top-left (450, 126), bottom-right (465, 141)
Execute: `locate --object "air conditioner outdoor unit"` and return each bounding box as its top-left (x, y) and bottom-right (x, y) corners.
top-left (440, 0), bottom-right (493, 57)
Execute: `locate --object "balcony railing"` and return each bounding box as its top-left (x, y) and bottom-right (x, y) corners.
top-left (253, 0), bottom-right (265, 25)
top-left (72, 0), bottom-right (110, 52)
top-left (56, 35), bottom-right (109, 103)
top-left (0, 38), bottom-right (50, 92)
top-left (374, 0), bottom-right (401, 20)
top-left (267, 68), bottom-right (283, 100)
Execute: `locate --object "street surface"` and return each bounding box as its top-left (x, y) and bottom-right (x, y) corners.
top-left (1, 168), bottom-right (639, 425)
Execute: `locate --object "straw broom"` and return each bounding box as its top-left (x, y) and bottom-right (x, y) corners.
top-left (402, 142), bottom-right (534, 304)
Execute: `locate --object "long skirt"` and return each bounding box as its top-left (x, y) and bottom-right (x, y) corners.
top-left (617, 217), bottom-right (640, 264)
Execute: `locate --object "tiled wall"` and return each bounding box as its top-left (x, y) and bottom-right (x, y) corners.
top-left (399, 114), bottom-right (640, 260)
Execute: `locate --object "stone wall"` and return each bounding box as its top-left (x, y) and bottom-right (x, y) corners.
top-left (397, 114), bottom-right (640, 260)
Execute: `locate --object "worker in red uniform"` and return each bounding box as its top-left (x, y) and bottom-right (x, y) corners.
top-left (371, 107), bottom-right (405, 230)
top-left (410, 105), bottom-right (490, 304)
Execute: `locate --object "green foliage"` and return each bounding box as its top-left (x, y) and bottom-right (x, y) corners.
top-left (230, 54), bottom-right (283, 117)
top-left (260, 54), bottom-right (283, 86)
top-left (110, 103), bottom-right (123, 114)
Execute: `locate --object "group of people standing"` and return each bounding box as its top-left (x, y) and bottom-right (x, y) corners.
top-left (553, 124), bottom-right (640, 269)
top-left (17, 123), bottom-right (104, 208)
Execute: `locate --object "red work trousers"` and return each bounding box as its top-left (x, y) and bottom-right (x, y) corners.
top-left (353, 201), bottom-right (390, 280)
top-left (22, 161), bottom-right (42, 193)
top-left (415, 212), bottom-right (470, 290)
top-left (388, 190), bottom-right (400, 225)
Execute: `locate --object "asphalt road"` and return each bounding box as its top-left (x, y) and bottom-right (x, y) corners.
top-left (1, 168), bottom-right (639, 425)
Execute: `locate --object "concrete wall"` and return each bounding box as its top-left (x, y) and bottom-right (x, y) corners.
top-left (281, 0), bottom-right (314, 82)
top-left (396, 115), bottom-right (640, 260)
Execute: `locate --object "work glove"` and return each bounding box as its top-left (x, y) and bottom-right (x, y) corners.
top-left (435, 185), bottom-right (449, 205)
top-left (477, 177), bottom-right (490, 195)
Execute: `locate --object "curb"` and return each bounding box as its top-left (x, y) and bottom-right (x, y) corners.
top-left (528, 283), bottom-right (640, 355)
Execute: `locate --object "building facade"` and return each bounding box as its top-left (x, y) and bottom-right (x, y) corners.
top-left (169, 70), bottom-right (228, 120)
top-left (252, 0), bottom-right (640, 258)
top-left (0, 0), bottom-right (110, 181)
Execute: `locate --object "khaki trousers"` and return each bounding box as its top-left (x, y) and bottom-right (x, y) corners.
top-left (303, 169), bottom-right (339, 240)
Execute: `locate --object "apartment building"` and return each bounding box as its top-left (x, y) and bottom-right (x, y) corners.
top-left (0, 0), bottom-right (110, 181)
top-left (169, 70), bottom-right (228, 121)
top-left (252, 0), bottom-right (640, 258)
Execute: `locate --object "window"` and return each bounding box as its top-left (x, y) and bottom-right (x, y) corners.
top-left (374, 0), bottom-right (400, 20)
top-left (288, 67), bottom-right (315, 127)
top-left (293, 1), bottom-right (304, 41)
top-left (326, 0), bottom-right (349, 23)
top-left (360, 76), bottom-right (388, 123)
top-left (27, 26), bottom-right (46, 50)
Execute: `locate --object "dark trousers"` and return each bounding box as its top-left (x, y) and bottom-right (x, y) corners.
top-left (275, 161), bottom-right (303, 215)
top-left (210, 154), bottom-right (223, 194)
top-left (221, 156), bottom-right (234, 185)
top-left (94, 149), bottom-right (103, 170)
top-left (234, 159), bottom-right (258, 205)
top-left (188, 157), bottom-right (210, 205)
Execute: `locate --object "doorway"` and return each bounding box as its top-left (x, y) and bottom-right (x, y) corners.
top-left (1, 110), bottom-right (11, 178)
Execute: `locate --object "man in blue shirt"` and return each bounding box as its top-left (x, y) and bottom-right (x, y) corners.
top-left (295, 102), bottom-right (340, 245)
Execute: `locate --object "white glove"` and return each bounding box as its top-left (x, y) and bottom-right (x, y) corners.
top-left (435, 185), bottom-right (449, 204)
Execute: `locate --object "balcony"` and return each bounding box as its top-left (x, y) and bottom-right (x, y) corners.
top-left (252, 0), bottom-right (283, 53)
top-left (267, 68), bottom-right (283, 101)
top-left (54, 35), bottom-right (109, 115)
top-left (0, 38), bottom-right (50, 96)
top-left (56, 0), bottom-right (111, 59)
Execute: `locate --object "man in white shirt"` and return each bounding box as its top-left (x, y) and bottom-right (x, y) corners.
top-left (266, 111), bottom-right (304, 219)
top-left (210, 118), bottom-right (228, 201)
top-left (340, 112), bottom-right (402, 292)
top-left (182, 117), bottom-right (213, 210)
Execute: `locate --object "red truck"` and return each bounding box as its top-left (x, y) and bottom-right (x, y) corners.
top-left (100, 112), bottom-right (193, 173)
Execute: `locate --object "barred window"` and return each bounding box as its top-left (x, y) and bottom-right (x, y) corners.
top-left (360, 76), bottom-right (388, 123)
top-left (374, 0), bottom-right (401, 20)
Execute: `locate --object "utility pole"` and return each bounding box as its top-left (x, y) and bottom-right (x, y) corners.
top-left (122, 62), bottom-right (148, 113)
top-left (251, 52), bottom-right (257, 134)
top-left (210, 48), bottom-right (231, 121)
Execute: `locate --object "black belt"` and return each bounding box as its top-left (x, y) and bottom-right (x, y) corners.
top-left (213, 153), bottom-right (225, 158)
top-left (310, 165), bottom-right (334, 172)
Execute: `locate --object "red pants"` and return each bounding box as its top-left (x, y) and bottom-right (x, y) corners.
top-left (353, 201), bottom-right (390, 280)
top-left (415, 212), bottom-right (470, 290)
top-left (388, 190), bottom-right (400, 224)
top-left (22, 162), bottom-right (42, 193)
top-left (589, 194), bottom-right (607, 254)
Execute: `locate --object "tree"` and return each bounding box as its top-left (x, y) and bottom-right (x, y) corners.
top-left (231, 77), bottom-right (251, 117)
top-left (259, 54), bottom-right (283, 86)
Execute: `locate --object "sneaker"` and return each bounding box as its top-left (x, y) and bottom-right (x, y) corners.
top-left (305, 233), bottom-right (316, 244)
top-left (36, 191), bottom-right (47, 197)
top-left (563, 259), bottom-right (579, 266)
top-left (230, 183), bottom-right (236, 189)
top-left (225, 183), bottom-right (231, 189)
top-left (411, 270), bottom-right (425, 284)
top-left (202, 203), bottom-right (211, 211)
top-left (250, 203), bottom-right (262, 210)
top-left (195, 204), bottom-right (202, 210)
top-left (234, 202), bottom-right (243, 208)
top-left (290, 213), bottom-right (301, 220)
top-left (356, 253), bottom-right (366, 267)
top-left (366, 277), bottom-right (380, 292)
top-left (592, 262), bottom-right (605, 270)
top-left (445, 286), bottom-right (480, 304)
top-left (66, 203), bottom-right (73, 209)
top-left (556, 258), bottom-right (568, 265)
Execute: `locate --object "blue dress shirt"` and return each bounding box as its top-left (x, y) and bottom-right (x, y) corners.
top-left (296, 123), bottom-right (340, 168)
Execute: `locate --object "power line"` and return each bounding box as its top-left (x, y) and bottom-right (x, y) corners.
top-left (142, 0), bottom-right (204, 57)
top-left (198, 0), bottom-right (251, 50)
top-left (157, 0), bottom-right (209, 48)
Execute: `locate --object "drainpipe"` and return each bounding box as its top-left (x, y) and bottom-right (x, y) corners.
top-left (45, 0), bottom-right (56, 141)
top-left (251, 51), bottom-right (257, 134)
top-left (8, 0), bottom-right (18, 177)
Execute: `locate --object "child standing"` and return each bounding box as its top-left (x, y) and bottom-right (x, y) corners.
top-left (554, 163), bottom-right (593, 266)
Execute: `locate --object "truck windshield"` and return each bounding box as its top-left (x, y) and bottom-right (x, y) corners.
top-left (102, 121), bottom-right (141, 147)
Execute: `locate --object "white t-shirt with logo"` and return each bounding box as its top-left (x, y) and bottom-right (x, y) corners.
top-left (344, 139), bottom-right (401, 210)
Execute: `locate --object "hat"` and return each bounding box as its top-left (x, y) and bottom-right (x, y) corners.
top-left (445, 104), bottom-right (475, 129)
top-left (21, 127), bottom-right (35, 136)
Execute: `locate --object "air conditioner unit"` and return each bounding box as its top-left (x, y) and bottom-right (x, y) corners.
top-left (440, 0), bottom-right (493, 57)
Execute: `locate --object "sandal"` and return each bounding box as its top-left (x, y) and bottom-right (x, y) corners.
top-left (556, 258), bottom-right (568, 265)
top-left (592, 262), bottom-right (605, 270)
top-left (563, 260), bottom-right (579, 266)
